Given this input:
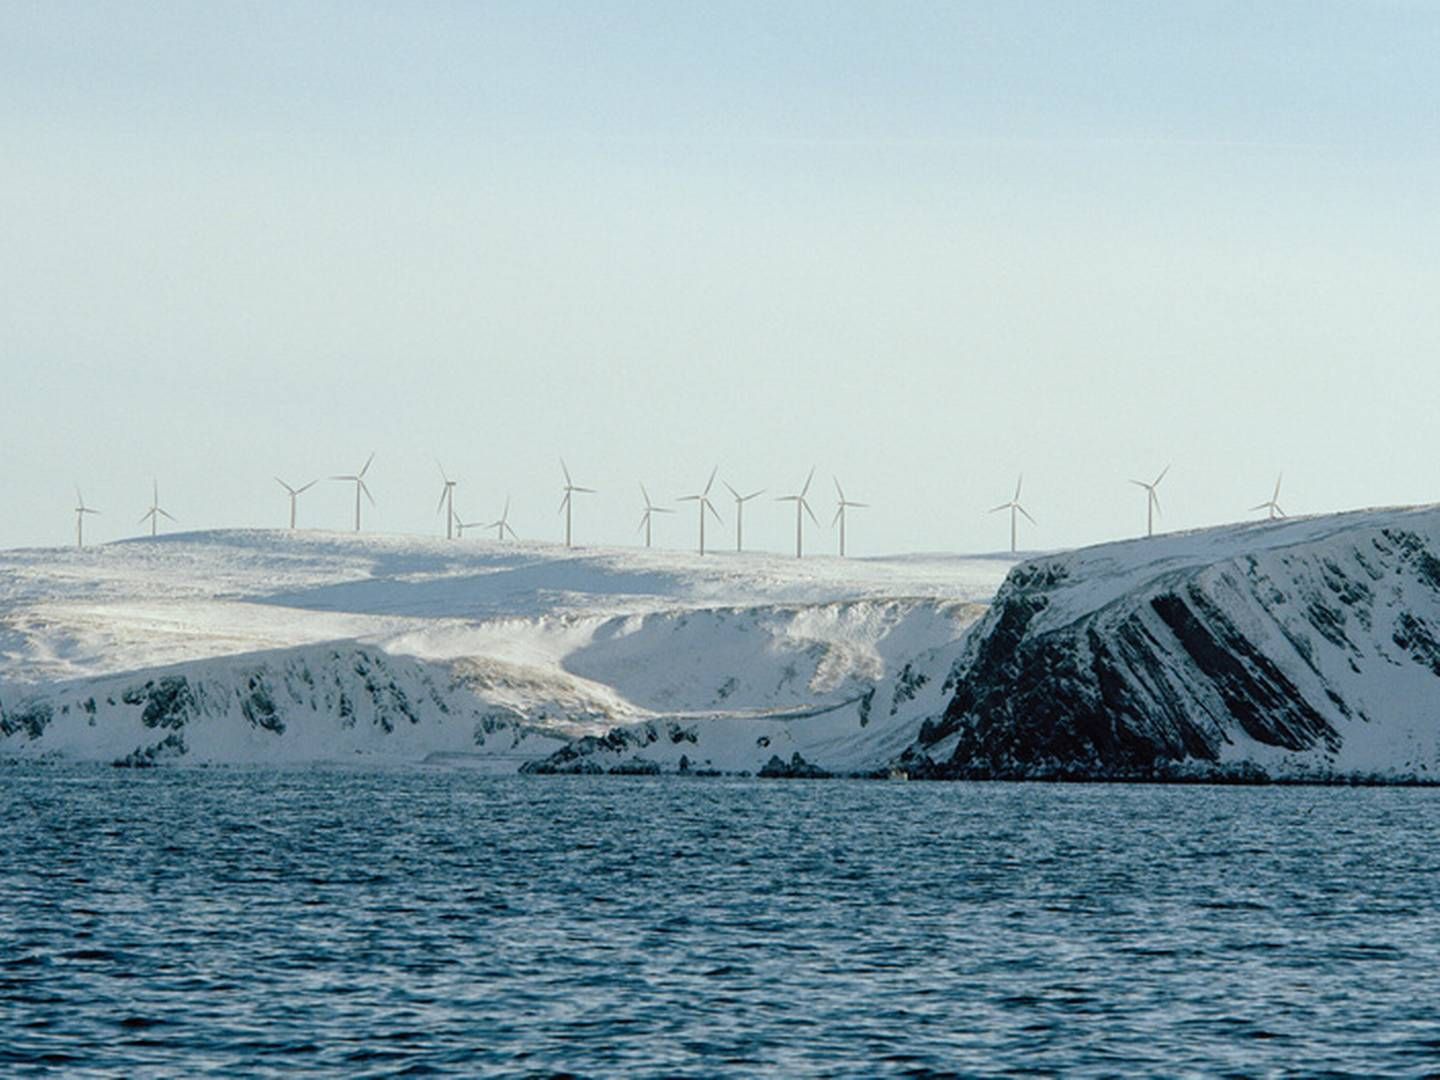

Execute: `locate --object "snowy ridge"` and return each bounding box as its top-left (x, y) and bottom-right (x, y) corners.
top-left (901, 504), bottom-right (1440, 782)
top-left (0, 531), bottom-right (1012, 769)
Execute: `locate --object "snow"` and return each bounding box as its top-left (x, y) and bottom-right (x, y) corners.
top-left (0, 530), bottom-right (1016, 768)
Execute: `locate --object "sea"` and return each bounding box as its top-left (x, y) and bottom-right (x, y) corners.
top-left (2, 766), bottom-right (1438, 1077)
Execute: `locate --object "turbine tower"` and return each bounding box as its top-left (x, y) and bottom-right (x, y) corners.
top-left (989, 475), bottom-right (1036, 554)
top-left (777, 467), bottom-right (819, 559)
top-left (436, 462), bottom-right (458, 540)
top-left (723, 481), bottom-right (764, 552)
top-left (485, 497), bottom-right (519, 542)
top-left (637, 483), bottom-right (673, 548)
top-left (138, 480), bottom-right (175, 538)
top-left (73, 487), bottom-right (99, 549)
top-left (1251, 474), bottom-right (1286, 520)
top-left (1130, 465), bottom-right (1170, 538)
top-left (331, 452), bottom-right (375, 532)
top-left (559, 459), bottom-right (595, 548)
top-left (677, 467), bottom-right (723, 556)
top-left (275, 477), bottom-right (317, 530)
top-left (831, 478), bottom-right (868, 558)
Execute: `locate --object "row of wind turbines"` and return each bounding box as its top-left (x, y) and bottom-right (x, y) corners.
top-left (66, 456), bottom-right (1290, 556)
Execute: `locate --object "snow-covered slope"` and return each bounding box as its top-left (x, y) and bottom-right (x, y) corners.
top-left (0, 530), bottom-right (1013, 769)
top-left (899, 505), bottom-right (1440, 783)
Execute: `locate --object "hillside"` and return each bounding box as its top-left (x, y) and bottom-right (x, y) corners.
top-left (899, 505), bottom-right (1440, 783)
top-left (0, 531), bottom-right (1014, 769)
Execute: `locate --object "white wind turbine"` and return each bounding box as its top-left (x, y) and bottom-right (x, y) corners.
top-left (138, 480), bottom-right (176, 538)
top-left (989, 475), bottom-right (1036, 554)
top-left (777, 467), bottom-right (819, 559)
top-left (73, 487), bottom-right (99, 549)
top-left (723, 481), bottom-right (764, 553)
top-left (559, 459), bottom-right (595, 548)
top-left (275, 477), bottom-right (317, 530)
top-left (832, 478), bottom-right (868, 558)
top-left (484, 497), bottom-right (519, 542)
top-left (1251, 474), bottom-right (1286, 520)
top-left (1130, 465), bottom-right (1170, 538)
top-left (637, 483), bottom-right (673, 548)
top-left (677, 467), bottom-right (723, 556)
top-left (331, 452), bottom-right (375, 532)
top-left (436, 463), bottom-right (458, 540)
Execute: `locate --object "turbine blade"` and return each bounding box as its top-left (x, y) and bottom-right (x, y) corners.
top-left (677, 495), bottom-right (700, 503)
top-left (706, 501), bottom-right (723, 524)
top-left (848, 501), bottom-right (869, 509)
top-left (437, 488), bottom-right (450, 513)
top-left (1273, 474), bottom-right (1283, 501)
top-left (1275, 505), bottom-right (1287, 518)
top-left (360, 480), bottom-right (375, 506)
top-left (558, 493), bottom-right (569, 514)
top-left (1129, 480), bottom-right (1149, 490)
top-left (640, 481), bottom-right (652, 507)
top-left (560, 458), bottom-right (572, 485)
top-left (1018, 506), bottom-right (1037, 525)
top-left (989, 503), bottom-right (1009, 514)
top-left (803, 499), bottom-right (819, 526)
top-left (1151, 490), bottom-right (1162, 516)
top-left (834, 476), bottom-right (845, 501)
top-left (159, 509), bottom-right (177, 522)
top-left (573, 486), bottom-right (596, 494)
top-left (138, 511), bottom-right (151, 525)
top-left (801, 466), bottom-right (815, 499)
top-left (1248, 502), bottom-right (1270, 512)
top-left (297, 480), bottom-right (318, 494)
top-left (744, 489), bottom-right (764, 501)
top-left (723, 480), bottom-right (740, 500)
top-left (777, 495), bottom-right (798, 503)
top-left (330, 475), bottom-right (355, 482)
top-left (505, 523), bottom-right (518, 540)
top-left (656, 507), bottom-right (675, 515)
top-left (703, 465), bottom-right (717, 496)
top-left (359, 451), bottom-right (375, 477)
top-left (832, 506), bottom-right (843, 527)
top-left (1155, 464), bottom-right (1170, 486)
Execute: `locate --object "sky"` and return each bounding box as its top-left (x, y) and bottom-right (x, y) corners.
top-left (3, 1), bottom-right (1439, 556)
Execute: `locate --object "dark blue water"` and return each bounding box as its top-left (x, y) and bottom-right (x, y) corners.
top-left (2, 768), bottom-right (1439, 1077)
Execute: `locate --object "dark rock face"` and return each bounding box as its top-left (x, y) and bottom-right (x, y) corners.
top-left (902, 515), bottom-right (1440, 781)
top-left (758, 752), bottom-right (830, 779)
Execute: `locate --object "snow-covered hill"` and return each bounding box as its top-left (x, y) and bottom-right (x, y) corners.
top-left (899, 505), bottom-right (1440, 783)
top-left (0, 530), bottom-right (1014, 769)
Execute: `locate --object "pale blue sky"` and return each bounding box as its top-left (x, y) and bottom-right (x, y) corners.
top-left (3, 2), bottom-right (1438, 554)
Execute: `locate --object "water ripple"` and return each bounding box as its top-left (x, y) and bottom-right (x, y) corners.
top-left (2, 768), bottom-right (1440, 1075)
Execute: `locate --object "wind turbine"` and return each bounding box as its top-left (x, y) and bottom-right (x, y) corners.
top-left (275, 477), bottom-right (317, 530)
top-left (331, 452), bottom-right (375, 532)
top-left (832, 478), bottom-right (868, 557)
top-left (1251, 474), bottom-right (1286, 520)
top-left (777, 467), bottom-right (819, 559)
top-left (723, 481), bottom-right (764, 553)
top-left (1130, 465), bottom-right (1170, 538)
top-left (637, 483), bottom-right (673, 548)
top-left (138, 480), bottom-right (175, 538)
top-left (484, 497), bottom-right (519, 542)
top-left (989, 475), bottom-right (1036, 554)
top-left (73, 487), bottom-right (99, 549)
top-left (559, 459), bottom-right (595, 548)
top-left (436, 462), bottom-right (458, 540)
top-left (677, 467), bottom-right (723, 556)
